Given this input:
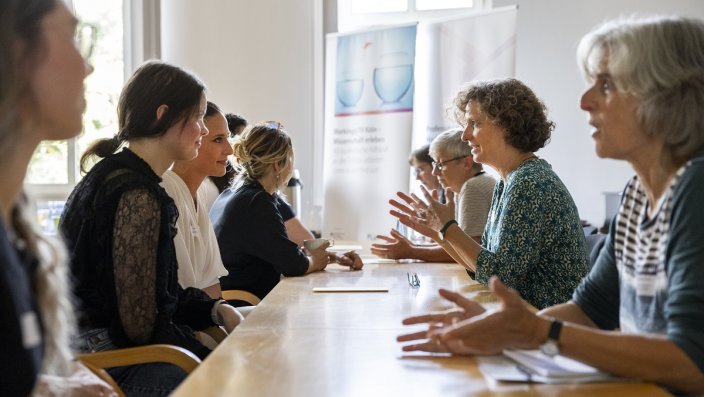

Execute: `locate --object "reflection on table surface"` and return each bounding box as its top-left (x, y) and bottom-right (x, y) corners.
top-left (172, 260), bottom-right (669, 397)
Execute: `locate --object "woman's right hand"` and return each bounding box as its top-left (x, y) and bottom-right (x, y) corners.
top-left (307, 242), bottom-right (330, 273)
top-left (371, 229), bottom-right (416, 259)
top-left (396, 288), bottom-right (486, 352)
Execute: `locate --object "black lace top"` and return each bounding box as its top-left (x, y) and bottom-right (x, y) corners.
top-left (60, 148), bottom-right (215, 359)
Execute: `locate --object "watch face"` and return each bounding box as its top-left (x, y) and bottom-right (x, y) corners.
top-left (540, 341), bottom-right (559, 357)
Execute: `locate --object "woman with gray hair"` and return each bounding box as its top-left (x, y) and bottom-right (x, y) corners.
top-left (392, 78), bottom-right (589, 309)
top-left (372, 129), bottom-right (494, 263)
top-left (397, 16), bottom-right (703, 395)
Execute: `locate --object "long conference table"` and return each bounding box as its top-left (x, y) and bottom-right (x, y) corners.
top-left (172, 253), bottom-right (670, 396)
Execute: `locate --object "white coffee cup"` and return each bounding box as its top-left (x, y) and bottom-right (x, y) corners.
top-left (303, 238), bottom-right (335, 251)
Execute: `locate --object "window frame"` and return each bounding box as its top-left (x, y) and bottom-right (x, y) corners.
top-left (337, 0), bottom-right (487, 32)
top-left (24, 0), bottom-right (160, 202)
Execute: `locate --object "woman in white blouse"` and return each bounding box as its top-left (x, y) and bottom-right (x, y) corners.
top-left (162, 101), bottom-right (232, 298)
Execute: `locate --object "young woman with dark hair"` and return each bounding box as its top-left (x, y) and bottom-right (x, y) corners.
top-left (60, 62), bottom-right (243, 396)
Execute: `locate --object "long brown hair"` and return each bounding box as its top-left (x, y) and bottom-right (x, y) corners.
top-left (1, 0), bottom-right (75, 376)
top-left (80, 60), bottom-right (206, 173)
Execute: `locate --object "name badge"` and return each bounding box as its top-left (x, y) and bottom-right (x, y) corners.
top-left (21, 311), bottom-right (42, 349)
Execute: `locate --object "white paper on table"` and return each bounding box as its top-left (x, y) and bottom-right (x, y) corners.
top-left (329, 244), bottom-right (363, 253)
top-left (477, 350), bottom-right (618, 384)
top-left (312, 287), bottom-right (389, 293)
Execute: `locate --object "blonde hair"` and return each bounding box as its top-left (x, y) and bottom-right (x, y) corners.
top-left (232, 122), bottom-right (292, 185)
top-left (12, 196), bottom-right (75, 376)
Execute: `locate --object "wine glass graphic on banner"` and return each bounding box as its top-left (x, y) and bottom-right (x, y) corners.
top-left (373, 52), bottom-right (413, 103)
top-left (336, 70), bottom-right (364, 107)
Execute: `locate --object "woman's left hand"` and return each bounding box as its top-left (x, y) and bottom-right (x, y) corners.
top-left (418, 185), bottom-right (456, 231)
top-left (329, 251), bottom-right (364, 270)
top-left (217, 303), bottom-right (245, 333)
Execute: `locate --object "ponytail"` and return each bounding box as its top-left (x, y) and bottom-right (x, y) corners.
top-left (79, 135), bottom-right (121, 175)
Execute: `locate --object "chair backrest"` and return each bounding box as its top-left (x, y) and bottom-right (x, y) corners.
top-left (77, 344), bottom-right (202, 397)
top-left (222, 289), bottom-right (261, 305)
top-left (582, 225), bottom-right (598, 236)
top-left (585, 233), bottom-right (607, 269)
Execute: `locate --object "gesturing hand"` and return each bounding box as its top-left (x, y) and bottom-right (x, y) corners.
top-left (389, 192), bottom-right (439, 240)
top-left (396, 288), bottom-right (487, 353)
top-left (418, 185), bottom-right (456, 232)
top-left (421, 277), bottom-right (542, 356)
top-left (370, 229), bottom-right (415, 259)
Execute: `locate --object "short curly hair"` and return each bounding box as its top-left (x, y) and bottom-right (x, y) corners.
top-left (453, 78), bottom-right (554, 153)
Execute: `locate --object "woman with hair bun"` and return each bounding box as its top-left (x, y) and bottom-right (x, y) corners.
top-left (210, 121), bottom-right (362, 300)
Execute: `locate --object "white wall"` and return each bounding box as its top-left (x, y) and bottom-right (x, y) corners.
top-left (160, 0), bottom-right (321, 221)
top-left (160, 0), bottom-right (702, 228)
top-left (491, 0), bottom-right (703, 227)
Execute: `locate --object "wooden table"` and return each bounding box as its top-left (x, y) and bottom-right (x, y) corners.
top-left (172, 260), bottom-right (670, 397)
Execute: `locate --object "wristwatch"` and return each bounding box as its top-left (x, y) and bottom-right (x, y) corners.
top-left (539, 317), bottom-right (563, 357)
top-left (438, 219), bottom-right (458, 241)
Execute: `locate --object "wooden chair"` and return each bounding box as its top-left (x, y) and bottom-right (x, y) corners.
top-left (77, 344), bottom-right (201, 397)
top-left (221, 289), bottom-right (261, 305)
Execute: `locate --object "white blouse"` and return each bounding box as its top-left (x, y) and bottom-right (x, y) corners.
top-left (161, 170), bottom-right (228, 290)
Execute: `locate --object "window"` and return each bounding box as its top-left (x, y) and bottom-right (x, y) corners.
top-left (338, 0), bottom-right (485, 32)
top-left (26, 0), bottom-right (125, 200)
top-left (25, 0), bottom-right (125, 234)
top-left (352, 0), bottom-right (407, 13)
top-left (415, 0), bottom-right (474, 11)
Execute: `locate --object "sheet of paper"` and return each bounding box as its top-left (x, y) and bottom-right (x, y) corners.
top-left (329, 244), bottom-right (364, 253)
top-left (312, 287), bottom-right (389, 293)
top-left (477, 351), bottom-right (618, 384)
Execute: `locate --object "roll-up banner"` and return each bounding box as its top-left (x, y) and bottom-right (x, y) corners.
top-left (323, 7), bottom-right (517, 241)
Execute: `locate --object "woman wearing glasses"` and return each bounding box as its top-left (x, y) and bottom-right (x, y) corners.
top-left (397, 17), bottom-right (702, 394)
top-left (372, 129), bottom-right (495, 263)
top-left (0, 0), bottom-right (118, 395)
top-left (409, 144), bottom-right (443, 198)
top-left (393, 79), bottom-right (588, 309)
top-left (210, 122), bottom-right (362, 300)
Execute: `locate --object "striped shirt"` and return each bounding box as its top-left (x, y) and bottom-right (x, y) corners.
top-left (614, 167), bottom-right (678, 334)
top-left (573, 157), bottom-right (703, 370)
top-left (457, 172), bottom-right (496, 237)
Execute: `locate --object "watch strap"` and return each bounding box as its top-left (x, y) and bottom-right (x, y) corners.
top-left (439, 219), bottom-right (458, 238)
top-left (547, 317), bottom-right (563, 341)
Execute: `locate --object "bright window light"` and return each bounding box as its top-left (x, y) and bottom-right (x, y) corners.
top-left (351, 0), bottom-right (407, 14)
top-left (416, 0), bottom-right (474, 11)
top-left (26, 0), bottom-right (124, 185)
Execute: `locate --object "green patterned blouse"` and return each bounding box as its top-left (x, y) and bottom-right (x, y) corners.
top-left (477, 158), bottom-right (589, 309)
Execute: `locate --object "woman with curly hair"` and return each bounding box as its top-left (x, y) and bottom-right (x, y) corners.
top-left (392, 78), bottom-right (588, 309)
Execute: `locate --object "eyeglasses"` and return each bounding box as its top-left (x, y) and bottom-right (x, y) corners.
top-left (431, 156), bottom-right (467, 172)
top-left (75, 22), bottom-right (97, 60)
top-left (407, 272), bottom-right (420, 288)
top-left (413, 164), bottom-right (431, 177)
top-left (263, 120), bottom-right (285, 132)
